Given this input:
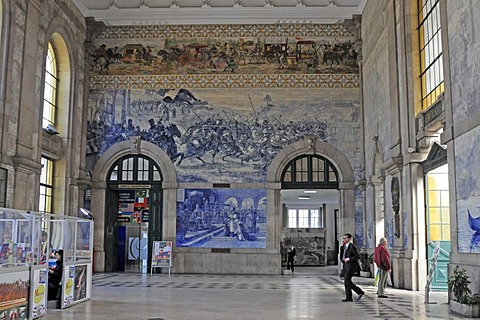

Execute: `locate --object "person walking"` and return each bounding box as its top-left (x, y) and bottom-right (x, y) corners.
top-left (286, 245), bottom-right (296, 273)
top-left (339, 235), bottom-right (347, 279)
top-left (341, 233), bottom-right (364, 302)
top-left (374, 237), bottom-right (391, 298)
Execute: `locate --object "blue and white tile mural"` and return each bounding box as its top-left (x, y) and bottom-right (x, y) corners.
top-left (176, 188), bottom-right (267, 248)
top-left (86, 88), bottom-right (360, 183)
top-left (355, 189), bottom-right (364, 247)
top-left (354, 209), bottom-right (363, 247)
top-left (385, 219), bottom-right (394, 248)
top-left (455, 126), bottom-right (480, 253)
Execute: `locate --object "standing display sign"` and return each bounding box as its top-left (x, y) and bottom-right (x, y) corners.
top-left (0, 269), bottom-right (29, 320)
top-left (30, 268), bottom-right (47, 318)
top-left (151, 241), bottom-right (172, 274)
top-left (62, 265), bottom-right (75, 308)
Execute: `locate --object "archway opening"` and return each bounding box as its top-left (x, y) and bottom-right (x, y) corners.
top-left (279, 154), bottom-right (340, 272)
top-left (104, 154), bottom-right (163, 273)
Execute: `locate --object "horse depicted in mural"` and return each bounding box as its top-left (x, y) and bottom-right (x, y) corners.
top-left (151, 122), bottom-right (183, 163)
top-left (90, 55), bottom-right (110, 74)
top-left (177, 129), bottom-right (220, 166)
top-left (157, 48), bottom-right (183, 65)
top-left (106, 47), bottom-right (123, 63)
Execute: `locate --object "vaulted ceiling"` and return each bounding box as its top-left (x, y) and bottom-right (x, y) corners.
top-left (71, 0), bottom-right (366, 25)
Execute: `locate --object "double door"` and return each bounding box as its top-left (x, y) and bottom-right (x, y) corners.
top-left (119, 223), bottom-right (148, 273)
top-left (105, 187), bottom-right (162, 273)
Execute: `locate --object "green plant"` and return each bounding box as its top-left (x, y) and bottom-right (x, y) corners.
top-left (359, 252), bottom-right (373, 272)
top-left (448, 266), bottom-right (480, 304)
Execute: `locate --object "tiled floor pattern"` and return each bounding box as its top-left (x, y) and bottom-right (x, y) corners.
top-left (45, 267), bottom-right (465, 320)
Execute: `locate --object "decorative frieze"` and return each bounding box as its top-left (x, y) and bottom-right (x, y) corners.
top-left (97, 23), bottom-right (355, 39)
top-left (89, 73), bottom-right (359, 89)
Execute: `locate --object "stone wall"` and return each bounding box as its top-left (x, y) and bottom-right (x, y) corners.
top-left (445, 0), bottom-right (480, 290)
top-left (86, 22), bottom-right (363, 273)
top-left (0, 0), bottom-right (86, 214)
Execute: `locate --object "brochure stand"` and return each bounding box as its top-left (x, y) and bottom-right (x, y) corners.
top-left (151, 241), bottom-right (172, 275)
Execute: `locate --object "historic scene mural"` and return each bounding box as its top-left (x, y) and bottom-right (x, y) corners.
top-left (176, 188), bottom-right (266, 248)
top-left (86, 88), bottom-right (359, 183)
top-left (455, 126), bottom-right (480, 253)
top-left (89, 24), bottom-right (358, 76)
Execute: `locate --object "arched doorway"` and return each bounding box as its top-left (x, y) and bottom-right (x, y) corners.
top-left (104, 154), bottom-right (162, 273)
top-left (280, 154), bottom-right (340, 268)
top-left (267, 137), bottom-right (356, 273)
top-left (90, 139), bottom-right (178, 273)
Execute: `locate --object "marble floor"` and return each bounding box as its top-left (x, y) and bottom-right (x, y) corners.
top-left (45, 266), bottom-right (464, 320)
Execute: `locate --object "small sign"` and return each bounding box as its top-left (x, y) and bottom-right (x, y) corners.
top-left (151, 241), bottom-right (172, 274)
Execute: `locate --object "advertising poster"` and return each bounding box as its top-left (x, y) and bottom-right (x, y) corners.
top-left (62, 265), bottom-right (75, 308)
top-left (0, 270), bottom-right (29, 320)
top-left (152, 241), bottom-right (172, 267)
top-left (118, 190), bottom-right (149, 223)
top-left (74, 265), bottom-right (87, 302)
top-left (118, 190), bottom-right (135, 222)
top-left (31, 269), bottom-right (47, 318)
top-left (136, 190), bottom-right (149, 222)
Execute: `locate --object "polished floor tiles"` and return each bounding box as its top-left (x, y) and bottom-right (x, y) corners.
top-left (45, 266), bottom-right (465, 320)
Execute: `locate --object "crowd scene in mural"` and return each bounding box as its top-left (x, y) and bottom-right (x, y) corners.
top-left (86, 89), bottom-right (329, 181)
top-left (176, 189), bottom-right (266, 248)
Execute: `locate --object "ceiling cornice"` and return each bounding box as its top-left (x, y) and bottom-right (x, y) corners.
top-left (86, 7), bottom-right (360, 25)
top-left (71, 0), bottom-right (364, 25)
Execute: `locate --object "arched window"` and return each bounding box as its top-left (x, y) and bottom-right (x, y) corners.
top-left (39, 33), bottom-right (71, 215)
top-left (108, 155), bottom-right (162, 183)
top-left (281, 154), bottom-right (338, 189)
top-left (43, 42), bottom-right (58, 128)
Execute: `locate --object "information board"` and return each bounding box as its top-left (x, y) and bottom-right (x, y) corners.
top-left (151, 241), bottom-right (172, 274)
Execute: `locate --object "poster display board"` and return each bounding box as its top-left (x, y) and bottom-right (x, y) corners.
top-left (74, 264), bottom-right (88, 302)
top-left (30, 268), bottom-right (47, 318)
top-left (118, 190), bottom-right (149, 223)
top-left (151, 241), bottom-right (172, 274)
top-left (62, 265), bottom-right (75, 308)
top-left (0, 269), bottom-right (29, 320)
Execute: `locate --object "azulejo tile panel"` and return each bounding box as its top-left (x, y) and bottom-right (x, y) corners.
top-left (98, 24), bottom-right (355, 39)
top-left (89, 74), bottom-right (359, 90)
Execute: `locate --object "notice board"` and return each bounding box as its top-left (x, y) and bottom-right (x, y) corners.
top-left (151, 241), bottom-right (172, 274)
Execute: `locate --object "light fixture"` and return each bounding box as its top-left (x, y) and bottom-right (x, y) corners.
top-left (298, 196), bottom-right (310, 200)
top-left (80, 208), bottom-right (94, 220)
top-left (304, 190), bottom-right (317, 194)
top-left (44, 124), bottom-right (59, 135)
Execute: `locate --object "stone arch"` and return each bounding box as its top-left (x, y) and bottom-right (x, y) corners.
top-left (90, 140), bottom-right (178, 272)
top-left (43, 16), bottom-right (79, 139)
top-left (267, 138), bottom-right (355, 184)
top-left (40, 17), bottom-right (80, 215)
top-left (266, 137), bottom-right (356, 250)
top-left (92, 140), bottom-right (177, 184)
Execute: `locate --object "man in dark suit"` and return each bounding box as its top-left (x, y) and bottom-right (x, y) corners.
top-left (340, 233), bottom-right (364, 302)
